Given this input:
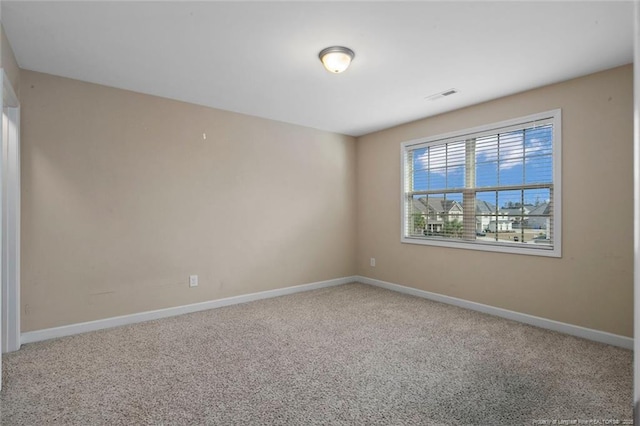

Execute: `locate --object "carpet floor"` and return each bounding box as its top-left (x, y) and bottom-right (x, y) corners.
top-left (0, 283), bottom-right (633, 425)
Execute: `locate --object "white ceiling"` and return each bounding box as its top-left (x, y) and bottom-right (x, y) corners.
top-left (2, 1), bottom-right (635, 137)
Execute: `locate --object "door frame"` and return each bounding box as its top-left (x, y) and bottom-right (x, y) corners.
top-left (1, 69), bottom-right (21, 356)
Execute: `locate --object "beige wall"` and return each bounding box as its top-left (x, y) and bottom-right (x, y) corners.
top-left (20, 70), bottom-right (357, 331)
top-left (356, 64), bottom-right (634, 337)
top-left (1, 22), bottom-right (20, 97)
top-left (20, 64), bottom-right (634, 337)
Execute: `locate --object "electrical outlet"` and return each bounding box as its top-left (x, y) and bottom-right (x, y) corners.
top-left (189, 275), bottom-right (198, 287)
top-left (370, 258), bottom-right (376, 267)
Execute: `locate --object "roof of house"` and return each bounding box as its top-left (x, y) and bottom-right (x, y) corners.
top-left (528, 203), bottom-right (551, 215)
top-left (499, 207), bottom-right (531, 216)
top-left (412, 199), bottom-right (428, 214)
top-left (475, 200), bottom-right (496, 214)
top-left (413, 198), bottom-right (549, 217)
top-left (416, 197), bottom-right (462, 214)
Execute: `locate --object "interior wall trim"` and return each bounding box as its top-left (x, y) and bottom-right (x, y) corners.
top-left (21, 276), bottom-right (357, 345)
top-left (21, 276), bottom-right (632, 350)
top-left (357, 275), bottom-right (633, 350)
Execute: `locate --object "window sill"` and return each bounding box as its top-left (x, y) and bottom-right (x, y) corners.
top-left (401, 236), bottom-right (561, 258)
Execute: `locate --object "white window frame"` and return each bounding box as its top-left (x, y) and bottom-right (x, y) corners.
top-left (401, 109), bottom-right (562, 257)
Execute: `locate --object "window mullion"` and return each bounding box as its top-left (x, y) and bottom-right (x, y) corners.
top-left (463, 138), bottom-right (476, 240)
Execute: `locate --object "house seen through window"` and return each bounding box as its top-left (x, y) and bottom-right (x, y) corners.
top-left (401, 109), bottom-right (561, 257)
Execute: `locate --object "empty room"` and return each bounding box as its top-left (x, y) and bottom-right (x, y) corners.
top-left (0, 1), bottom-right (638, 425)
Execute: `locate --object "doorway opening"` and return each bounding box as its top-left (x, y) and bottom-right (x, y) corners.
top-left (1, 70), bottom-right (21, 360)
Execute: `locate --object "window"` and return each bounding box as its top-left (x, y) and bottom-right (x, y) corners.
top-left (401, 109), bottom-right (561, 257)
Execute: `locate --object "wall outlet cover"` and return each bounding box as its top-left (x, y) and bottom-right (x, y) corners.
top-left (189, 275), bottom-right (198, 287)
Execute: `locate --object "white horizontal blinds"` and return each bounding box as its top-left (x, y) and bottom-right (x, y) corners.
top-left (418, 193), bottom-right (464, 239)
top-left (411, 147), bottom-right (427, 192)
top-left (524, 187), bottom-right (553, 246)
top-left (407, 140), bottom-right (467, 196)
top-left (410, 141), bottom-right (466, 192)
top-left (408, 195), bottom-right (423, 236)
top-left (407, 140), bottom-right (466, 239)
top-left (405, 150), bottom-right (417, 236)
top-left (405, 115), bottom-right (555, 250)
top-left (474, 126), bottom-right (553, 188)
top-left (445, 141), bottom-right (466, 190)
top-left (404, 117), bottom-right (555, 152)
top-left (473, 123), bottom-right (554, 246)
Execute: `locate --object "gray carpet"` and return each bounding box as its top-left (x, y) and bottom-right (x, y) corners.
top-left (0, 283), bottom-right (632, 425)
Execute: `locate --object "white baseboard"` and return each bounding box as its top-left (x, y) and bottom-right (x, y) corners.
top-left (21, 276), bottom-right (357, 345)
top-left (357, 275), bottom-right (633, 350)
top-left (21, 275), bottom-right (633, 351)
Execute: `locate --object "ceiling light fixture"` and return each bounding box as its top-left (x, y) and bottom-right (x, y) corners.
top-left (319, 46), bottom-right (355, 74)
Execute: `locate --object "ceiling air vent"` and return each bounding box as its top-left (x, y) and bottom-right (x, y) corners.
top-left (425, 88), bottom-right (459, 101)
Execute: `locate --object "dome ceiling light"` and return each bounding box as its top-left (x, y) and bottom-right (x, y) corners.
top-left (319, 46), bottom-right (355, 74)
